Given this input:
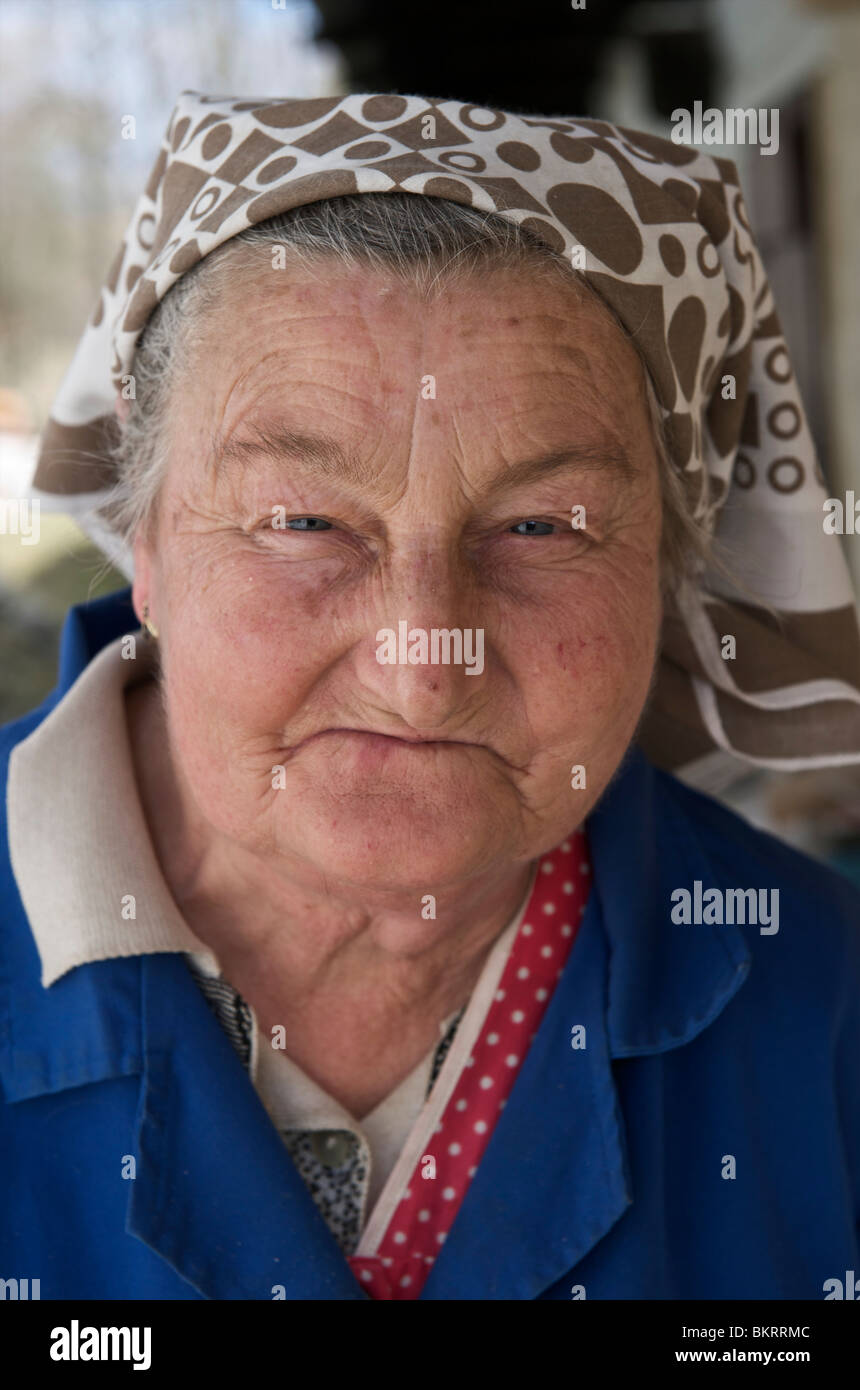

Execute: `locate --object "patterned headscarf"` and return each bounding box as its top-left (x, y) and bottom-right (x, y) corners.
top-left (34, 90), bottom-right (860, 786)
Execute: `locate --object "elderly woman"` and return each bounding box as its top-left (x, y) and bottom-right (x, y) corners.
top-left (1, 92), bottom-right (859, 1303)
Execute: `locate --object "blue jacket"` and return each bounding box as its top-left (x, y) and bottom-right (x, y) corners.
top-left (1, 588), bottom-right (859, 1301)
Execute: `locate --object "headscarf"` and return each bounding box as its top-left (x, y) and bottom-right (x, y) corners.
top-left (34, 90), bottom-right (860, 787)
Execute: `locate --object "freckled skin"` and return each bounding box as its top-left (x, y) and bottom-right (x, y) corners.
top-left (126, 260), bottom-right (663, 1114)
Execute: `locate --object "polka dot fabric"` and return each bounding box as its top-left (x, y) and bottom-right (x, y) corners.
top-left (347, 827), bottom-right (590, 1299)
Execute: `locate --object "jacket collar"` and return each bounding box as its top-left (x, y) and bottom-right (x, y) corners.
top-left (590, 744), bottom-right (751, 1057)
top-left (129, 953), bottom-right (368, 1299)
top-left (7, 607), bottom-right (207, 990)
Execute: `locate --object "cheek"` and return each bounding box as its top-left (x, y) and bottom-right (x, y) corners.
top-left (160, 554), bottom-right (340, 740)
top-left (512, 566), bottom-right (660, 744)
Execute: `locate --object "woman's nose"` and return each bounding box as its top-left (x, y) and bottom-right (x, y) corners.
top-left (355, 549), bottom-right (486, 732)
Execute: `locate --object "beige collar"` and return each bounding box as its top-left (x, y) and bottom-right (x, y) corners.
top-left (7, 634), bottom-right (214, 988)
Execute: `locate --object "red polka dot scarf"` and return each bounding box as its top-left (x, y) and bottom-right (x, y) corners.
top-left (34, 91), bottom-right (860, 783)
top-left (348, 828), bottom-right (590, 1299)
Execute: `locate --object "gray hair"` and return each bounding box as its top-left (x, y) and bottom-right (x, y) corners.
top-left (103, 193), bottom-right (712, 589)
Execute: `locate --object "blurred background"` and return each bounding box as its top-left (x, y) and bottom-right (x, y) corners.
top-left (1, 0), bottom-right (859, 879)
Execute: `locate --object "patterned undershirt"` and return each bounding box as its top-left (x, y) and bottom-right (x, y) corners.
top-left (185, 958), bottom-right (464, 1256)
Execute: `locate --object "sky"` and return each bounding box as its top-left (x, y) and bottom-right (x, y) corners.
top-left (0, 0), bottom-right (341, 191)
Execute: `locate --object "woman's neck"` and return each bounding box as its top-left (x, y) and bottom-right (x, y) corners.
top-left (124, 675), bottom-right (535, 1091)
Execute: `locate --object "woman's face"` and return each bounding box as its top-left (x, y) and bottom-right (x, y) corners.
top-left (133, 258), bottom-right (663, 893)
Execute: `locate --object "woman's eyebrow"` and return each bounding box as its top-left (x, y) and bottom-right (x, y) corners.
top-left (208, 423), bottom-right (376, 487)
top-left (209, 423), bottom-right (638, 491)
top-left (493, 446), bottom-right (639, 492)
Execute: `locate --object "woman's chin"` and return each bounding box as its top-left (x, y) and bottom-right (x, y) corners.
top-left (281, 792), bottom-right (507, 893)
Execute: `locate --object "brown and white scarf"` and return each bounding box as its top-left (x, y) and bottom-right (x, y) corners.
top-left (34, 90), bottom-right (860, 786)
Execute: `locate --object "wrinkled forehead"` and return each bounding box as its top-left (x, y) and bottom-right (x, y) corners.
top-left (158, 258), bottom-right (658, 512)
top-left (182, 249), bottom-right (648, 399)
top-left (173, 255), bottom-right (652, 456)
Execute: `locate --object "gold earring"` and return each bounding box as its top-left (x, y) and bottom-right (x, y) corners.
top-left (141, 603), bottom-right (159, 640)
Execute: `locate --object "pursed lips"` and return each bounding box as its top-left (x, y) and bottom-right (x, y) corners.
top-left (300, 727), bottom-right (474, 749)
top-left (278, 726), bottom-right (520, 771)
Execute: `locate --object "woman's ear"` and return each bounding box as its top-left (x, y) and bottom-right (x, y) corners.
top-left (131, 533), bottom-right (154, 630)
top-left (114, 391), bottom-right (131, 425)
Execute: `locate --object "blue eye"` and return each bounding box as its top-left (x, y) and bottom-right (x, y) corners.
top-left (510, 519), bottom-right (555, 536)
top-left (286, 517), bottom-right (333, 531)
